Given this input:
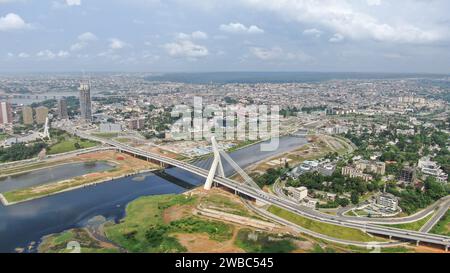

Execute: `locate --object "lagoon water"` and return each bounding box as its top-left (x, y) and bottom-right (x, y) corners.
top-left (0, 136), bottom-right (307, 252)
top-left (0, 162), bottom-right (114, 193)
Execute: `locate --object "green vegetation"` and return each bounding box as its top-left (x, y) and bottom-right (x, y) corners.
top-left (386, 177), bottom-right (449, 214)
top-left (0, 142), bottom-right (47, 163)
top-left (383, 213), bottom-right (434, 231)
top-left (48, 138), bottom-right (97, 154)
top-left (311, 244), bottom-right (336, 253)
top-left (170, 217), bottom-right (232, 241)
top-left (381, 247), bottom-right (413, 253)
top-left (287, 170), bottom-right (380, 200)
top-left (224, 96), bottom-right (238, 104)
top-left (105, 195), bottom-right (193, 252)
top-left (38, 229), bottom-right (119, 253)
top-left (345, 127), bottom-right (449, 181)
top-left (430, 210), bottom-right (450, 236)
top-left (203, 194), bottom-right (255, 218)
top-left (115, 138), bottom-right (131, 143)
top-left (280, 106), bottom-right (327, 117)
top-left (104, 194), bottom-right (233, 253)
top-left (268, 206), bottom-right (381, 242)
top-left (91, 132), bottom-right (119, 139)
top-left (235, 229), bottom-right (297, 253)
top-left (227, 139), bottom-right (259, 153)
top-left (0, 133), bottom-right (8, 141)
top-left (47, 129), bottom-right (98, 155)
top-left (253, 168), bottom-right (289, 188)
top-left (92, 97), bottom-right (127, 105)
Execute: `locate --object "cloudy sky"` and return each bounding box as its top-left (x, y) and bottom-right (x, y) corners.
top-left (1, 0), bottom-right (449, 73)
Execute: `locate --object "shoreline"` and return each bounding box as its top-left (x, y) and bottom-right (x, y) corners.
top-left (0, 160), bottom-right (114, 180)
top-left (0, 168), bottom-right (158, 206)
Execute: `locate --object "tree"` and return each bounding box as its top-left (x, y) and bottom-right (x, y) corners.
top-left (337, 197), bottom-right (350, 207)
top-left (351, 191), bottom-right (360, 205)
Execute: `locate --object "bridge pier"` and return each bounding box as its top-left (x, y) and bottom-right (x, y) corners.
top-left (416, 241), bottom-right (420, 247)
top-left (389, 235), bottom-right (392, 240)
top-left (204, 137), bottom-right (225, 191)
top-left (446, 245), bottom-right (448, 252)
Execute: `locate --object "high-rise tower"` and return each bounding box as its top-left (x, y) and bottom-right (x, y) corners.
top-left (0, 101), bottom-right (13, 125)
top-left (58, 98), bottom-right (69, 120)
top-left (79, 82), bottom-right (92, 122)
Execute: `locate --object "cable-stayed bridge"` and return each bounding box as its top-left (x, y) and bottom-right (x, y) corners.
top-left (63, 128), bottom-right (450, 250)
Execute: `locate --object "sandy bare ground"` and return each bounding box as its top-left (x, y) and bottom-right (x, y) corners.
top-left (175, 228), bottom-right (245, 253)
top-left (163, 204), bottom-right (194, 224)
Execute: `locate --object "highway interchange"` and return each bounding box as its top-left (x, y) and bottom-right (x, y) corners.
top-left (62, 126), bottom-right (450, 250)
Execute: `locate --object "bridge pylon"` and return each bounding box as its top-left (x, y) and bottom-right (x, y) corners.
top-left (204, 136), bottom-right (225, 190)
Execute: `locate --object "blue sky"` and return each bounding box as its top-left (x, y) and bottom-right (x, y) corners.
top-left (1, 0), bottom-right (449, 73)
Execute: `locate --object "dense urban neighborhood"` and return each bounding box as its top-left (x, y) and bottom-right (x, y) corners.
top-left (0, 73), bottom-right (449, 254)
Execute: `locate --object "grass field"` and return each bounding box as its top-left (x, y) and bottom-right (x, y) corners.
top-left (268, 206), bottom-right (382, 242)
top-left (383, 213), bottom-right (435, 231)
top-left (0, 133), bottom-right (8, 141)
top-left (47, 137), bottom-right (97, 155)
top-left (104, 194), bottom-right (233, 253)
top-left (235, 228), bottom-right (297, 253)
top-left (430, 210), bottom-right (450, 236)
top-left (91, 132), bottom-right (119, 139)
top-left (38, 229), bottom-right (119, 253)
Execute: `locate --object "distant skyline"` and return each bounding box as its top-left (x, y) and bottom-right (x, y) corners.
top-left (1, 0), bottom-right (449, 73)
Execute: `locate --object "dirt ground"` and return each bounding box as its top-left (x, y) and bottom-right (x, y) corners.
top-left (174, 229), bottom-right (245, 253)
top-left (162, 204), bottom-right (194, 224)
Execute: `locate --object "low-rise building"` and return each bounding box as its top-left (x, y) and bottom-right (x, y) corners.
top-left (418, 157), bottom-right (448, 183)
top-left (398, 167), bottom-right (416, 185)
top-left (355, 160), bottom-right (386, 175)
top-left (128, 118), bottom-right (145, 130)
top-left (377, 193), bottom-right (399, 212)
top-left (99, 123), bottom-right (122, 133)
top-left (341, 166), bottom-right (373, 182)
top-left (286, 186), bottom-right (308, 202)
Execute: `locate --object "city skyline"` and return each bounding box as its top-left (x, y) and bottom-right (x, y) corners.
top-left (1, 0), bottom-right (450, 74)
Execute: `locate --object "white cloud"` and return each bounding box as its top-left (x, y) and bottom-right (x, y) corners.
top-left (250, 47), bottom-right (282, 60)
top-left (36, 50), bottom-right (70, 59)
top-left (66, 0), bottom-right (81, 6)
top-left (176, 31), bottom-right (208, 40)
top-left (109, 38), bottom-right (128, 50)
top-left (220, 22), bottom-right (264, 34)
top-left (70, 32), bottom-right (98, 51)
top-left (249, 46), bottom-right (312, 62)
top-left (191, 31), bottom-right (208, 40)
top-left (0, 13), bottom-right (31, 31)
top-left (303, 28), bottom-right (322, 38)
top-left (240, 0), bottom-right (444, 43)
top-left (78, 32), bottom-right (97, 42)
top-left (329, 33), bottom-right (344, 43)
top-left (164, 40), bottom-right (209, 59)
top-left (18, 52), bottom-right (29, 58)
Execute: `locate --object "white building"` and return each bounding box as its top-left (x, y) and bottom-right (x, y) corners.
top-left (418, 157), bottom-right (448, 183)
top-left (99, 123), bottom-right (122, 133)
top-left (287, 186), bottom-right (308, 202)
top-left (377, 193), bottom-right (399, 212)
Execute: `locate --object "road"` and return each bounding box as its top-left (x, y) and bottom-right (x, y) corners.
top-left (276, 179), bottom-right (450, 225)
top-left (337, 197), bottom-right (450, 225)
top-left (244, 201), bottom-right (408, 249)
top-left (420, 201), bottom-right (449, 233)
